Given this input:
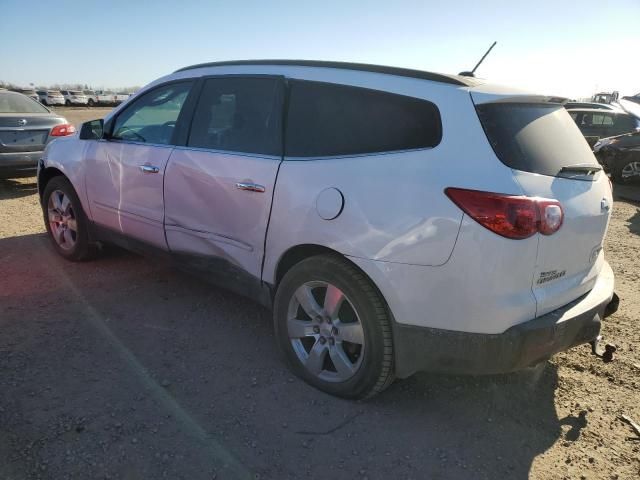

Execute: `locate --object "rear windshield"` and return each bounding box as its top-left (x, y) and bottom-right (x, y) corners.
top-left (476, 103), bottom-right (598, 177)
top-left (0, 92), bottom-right (49, 113)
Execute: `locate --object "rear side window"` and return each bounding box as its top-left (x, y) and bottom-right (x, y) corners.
top-left (476, 103), bottom-right (598, 177)
top-left (285, 80), bottom-right (441, 157)
top-left (188, 77), bottom-right (283, 156)
top-left (0, 92), bottom-right (49, 113)
top-left (612, 114), bottom-right (638, 134)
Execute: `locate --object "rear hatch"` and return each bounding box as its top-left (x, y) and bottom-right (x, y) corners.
top-left (472, 95), bottom-right (612, 317)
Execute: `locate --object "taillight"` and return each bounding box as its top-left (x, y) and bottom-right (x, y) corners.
top-left (537, 200), bottom-right (564, 235)
top-left (50, 124), bottom-right (76, 137)
top-left (445, 188), bottom-right (563, 239)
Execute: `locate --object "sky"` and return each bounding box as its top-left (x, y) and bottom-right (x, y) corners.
top-left (1, 0), bottom-right (638, 98)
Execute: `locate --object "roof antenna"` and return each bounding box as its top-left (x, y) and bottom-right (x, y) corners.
top-left (459, 41), bottom-right (497, 77)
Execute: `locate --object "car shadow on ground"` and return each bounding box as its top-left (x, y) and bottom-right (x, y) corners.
top-left (612, 184), bottom-right (640, 236)
top-left (625, 208), bottom-right (640, 236)
top-left (0, 178), bottom-right (37, 200)
top-left (0, 233), bottom-right (571, 479)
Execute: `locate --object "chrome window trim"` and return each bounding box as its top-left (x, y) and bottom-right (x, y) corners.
top-left (283, 145), bottom-right (436, 162)
top-left (97, 138), bottom-right (175, 149)
top-left (171, 144), bottom-right (281, 161)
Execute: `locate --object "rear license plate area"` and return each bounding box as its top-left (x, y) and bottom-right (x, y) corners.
top-left (0, 130), bottom-right (48, 146)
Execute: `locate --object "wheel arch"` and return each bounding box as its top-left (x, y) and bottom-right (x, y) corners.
top-left (38, 166), bottom-right (67, 202)
top-left (272, 244), bottom-right (390, 312)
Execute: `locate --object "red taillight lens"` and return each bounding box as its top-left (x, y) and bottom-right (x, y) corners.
top-left (445, 188), bottom-right (563, 239)
top-left (50, 123), bottom-right (76, 137)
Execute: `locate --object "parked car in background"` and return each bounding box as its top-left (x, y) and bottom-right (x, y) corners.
top-left (60, 90), bottom-right (88, 106)
top-left (594, 131), bottom-right (640, 183)
top-left (84, 90), bottom-right (128, 106)
top-left (592, 91), bottom-right (619, 104)
top-left (565, 102), bottom-right (620, 111)
top-left (0, 90), bottom-right (75, 178)
top-left (568, 108), bottom-right (640, 146)
top-left (84, 90), bottom-right (97, 106)
top-left (37, 60), bottom-right (617, 399)
top-left (37, 90), bottom-right (65, 106)
top-left (10, 88), bottom-right (39, 102)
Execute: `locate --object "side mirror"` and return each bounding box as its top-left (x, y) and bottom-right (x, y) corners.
top-left (79, 119), bottom-right (104, 140)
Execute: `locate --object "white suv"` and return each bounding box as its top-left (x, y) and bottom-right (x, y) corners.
top-left (36, 89), bottom-right (65, 106)
top-left (60, 90), bottom-right (89, 106)
top-left (37, 60), bottom-right (617, 399)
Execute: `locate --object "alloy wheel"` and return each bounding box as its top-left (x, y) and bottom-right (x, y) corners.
top-left (47, 190), bottom-right (77, 250)
top-left (287, 281), bottom-right (365, 382)
top-left (621, 161), bottom-right (640, 179)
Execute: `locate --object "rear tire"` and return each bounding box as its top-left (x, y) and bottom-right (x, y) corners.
top-left (65, 100), bottom-right (71, 106)
top-left (274, 254), bottom-right (394, 399)
top-left (42, 176), bottom-right (97, 261)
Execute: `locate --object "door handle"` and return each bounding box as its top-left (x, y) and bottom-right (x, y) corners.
top-left (235, 182), bottom-right (265, 193)
top-left (139, 165), bottom-right (160, 174)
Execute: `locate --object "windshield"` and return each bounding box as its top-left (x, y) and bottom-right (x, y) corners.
top-left (0, 92), bottom-right (49, 113)
top-left (476, 103), bottom-right (598, 177)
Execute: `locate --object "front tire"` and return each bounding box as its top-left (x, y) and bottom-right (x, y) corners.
top-left (87, 98), bottom-right (95, 107)
top-left (42, 176), bottom-right (97, 261)
top-left (274, 254), bottom-right (394, 399)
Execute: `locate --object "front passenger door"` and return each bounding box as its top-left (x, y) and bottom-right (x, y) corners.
top-left (85, 81), bottom-right (194, 249)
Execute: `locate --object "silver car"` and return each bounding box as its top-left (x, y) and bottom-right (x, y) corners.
top-left (0, 90), bottom-right (74, 178)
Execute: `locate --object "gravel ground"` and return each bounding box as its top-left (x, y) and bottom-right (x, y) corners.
top-left (1, 112), bottom-right (639, 479)
top-left (50, 107), bottom-right (115, 128)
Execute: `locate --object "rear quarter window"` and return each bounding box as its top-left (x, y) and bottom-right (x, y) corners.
top-left (476, 103), bottom-right (598, 177)
top-left (285, 80), bottom-right (442, 158)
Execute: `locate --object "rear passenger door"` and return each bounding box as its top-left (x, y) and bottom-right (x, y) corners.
top-left (164, 76), bottom-right (284, 295)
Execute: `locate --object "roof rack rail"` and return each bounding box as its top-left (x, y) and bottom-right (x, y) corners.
top-left (174, 60), bottom-right (475, 87)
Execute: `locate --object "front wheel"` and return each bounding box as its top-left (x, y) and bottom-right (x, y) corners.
top-left (87, 98), bottom-right (95, 106)
top-left (274, 255), bottom-right (394, 399)
top-left (42, 176), bottom-right (97, 261)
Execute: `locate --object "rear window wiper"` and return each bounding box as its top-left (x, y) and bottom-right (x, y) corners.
top-left (559, 164), bottom-right (602, 175)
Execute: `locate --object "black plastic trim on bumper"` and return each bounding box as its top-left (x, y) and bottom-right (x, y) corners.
top-left (392, 294), bottom-right (613, 378)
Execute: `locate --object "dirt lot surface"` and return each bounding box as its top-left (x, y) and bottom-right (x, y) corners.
top-left (1, 110), bottom-right (639, 479)
top-left (50, 107), bottom-right (114, 128)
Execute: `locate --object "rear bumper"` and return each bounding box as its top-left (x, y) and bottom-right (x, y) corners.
top-left (393, 261), bottom-right (616, 378)
top-left (0, 151), bottom-right (42, 177)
